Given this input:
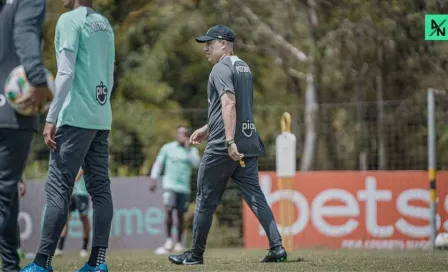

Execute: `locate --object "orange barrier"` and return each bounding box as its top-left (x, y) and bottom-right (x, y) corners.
top-left (243, 171), bottom-right (448, 249)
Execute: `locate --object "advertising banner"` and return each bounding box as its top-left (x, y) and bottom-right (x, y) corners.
top-left (18, 177), bottom-right (168, 252)
top-left (244, 171), bottom-right (448, 249)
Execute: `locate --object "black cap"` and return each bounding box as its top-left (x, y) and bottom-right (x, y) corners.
top-left (195, 25), bottom-right (235, 43)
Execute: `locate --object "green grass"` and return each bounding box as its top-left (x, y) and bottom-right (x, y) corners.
top-left (21, 248), bottom-right (448, 271)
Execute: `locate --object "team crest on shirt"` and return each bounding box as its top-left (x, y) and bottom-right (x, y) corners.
top-left (96, 81), bottom-right (108, 105)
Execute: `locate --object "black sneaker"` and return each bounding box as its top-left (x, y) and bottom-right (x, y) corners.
top-left (168, 250), bottom-right (204, 265)
top-left (261, 246), bottom-right (287, 263)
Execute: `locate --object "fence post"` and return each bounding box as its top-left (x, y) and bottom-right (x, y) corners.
top-left (427, 88), bottom-right (437, 249)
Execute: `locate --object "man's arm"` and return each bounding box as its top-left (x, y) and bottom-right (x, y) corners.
top-left (150, 147), bottom-right (167, 180)
top-left (13, 0), bottom-right (47, 87)
top-left (187, 148), bottom-right (200, 168)
top-left (75, 168), bottom-right (84, 182)
top-left (221, 93), bottom-right (237, 141)
top-left (46, 14), bottom-right (80, 123)
top-left (46, 50), bottom-right (76, 123)
top-left (212, 63), bottom-right (236, 142)
top-left (18, 177), bottom-right (26, 197)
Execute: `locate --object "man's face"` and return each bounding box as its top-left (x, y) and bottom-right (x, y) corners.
top-left (176, 127), bottom-right (189, 144)
top-left (63, 0), bottom-right (75, 9)
top-left (203, 39), bottom-right (225, 64)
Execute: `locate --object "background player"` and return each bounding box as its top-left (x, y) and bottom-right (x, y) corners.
top-left (17, 178), bottom-right (27, 261)
top-left (55, 168), bottom-right (91, 258)
top-left (0, 0), bottom-right (53, 271)
top-left (169, 25), bottom-right (287, 265)
top-left (21, 0), bottom-right (115, 271)
top-left (149, 125), bottom-right (200, 255)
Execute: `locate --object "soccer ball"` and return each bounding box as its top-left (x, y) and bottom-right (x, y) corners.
top-left (435, 232), bottom-right (448, 249)
top-left (4, 65), bottom-right (55, 116)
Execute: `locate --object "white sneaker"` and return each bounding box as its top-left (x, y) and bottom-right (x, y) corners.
top-left (162, 238), bottom-right (174, 251)
top-left (154, 246), bottom-right (170, 255)
top-left (173, 243), bottom-right (184, 253)
top-left (54, 249), bottom-right (63, 257)
top-left (80, 249), bottom-right (88, 258)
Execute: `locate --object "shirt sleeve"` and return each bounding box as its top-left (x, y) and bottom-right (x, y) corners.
top-left (55, 14), bottom-right (80, 54)
top-left (13, 0), bottom-right (47, 87)
top-left (211, 63), bottom-right (234, 97)
top-left (110, 39), bottom-right (115, 90)
top-left (46, 50), bottom-right (76, 123)
top-left (187, 147), bottom-right (201, 168)
top-left (150, 146), bottom-right (168, 179)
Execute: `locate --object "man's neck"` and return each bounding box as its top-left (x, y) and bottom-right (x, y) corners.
top-left (219, 53), bottom-right (233, 62)
top-left (74, 1), bottom-right (93, 9)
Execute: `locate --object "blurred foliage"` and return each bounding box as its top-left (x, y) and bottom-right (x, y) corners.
top-left (25, 0), bottom-right (447, 179)
top-left (24, 0), bottom-right (448, 178)
top-left (20, 0), bottom-right (448, 247)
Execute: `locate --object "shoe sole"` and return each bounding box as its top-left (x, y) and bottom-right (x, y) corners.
top-left (262, 256), bottom-right (287, 263)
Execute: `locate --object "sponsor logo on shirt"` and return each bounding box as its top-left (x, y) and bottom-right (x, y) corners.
top-left (235, 65), bottom-right (251, 73)
top-left (242, 119), bottom-right (256, 137)
top-left (96, 81), bottom-right (108, 105)
top-left (89, 20), bottom-right (112, 32)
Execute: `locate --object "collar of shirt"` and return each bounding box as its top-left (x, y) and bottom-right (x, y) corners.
top-left (177, 142), bottom-right (192, 152)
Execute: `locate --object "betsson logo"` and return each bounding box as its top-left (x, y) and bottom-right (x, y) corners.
top-left (259, 175), bottom-right (448, 238)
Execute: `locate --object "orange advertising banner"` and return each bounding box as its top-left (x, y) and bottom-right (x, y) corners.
top-left (243, 171), bottom-right (448, 249)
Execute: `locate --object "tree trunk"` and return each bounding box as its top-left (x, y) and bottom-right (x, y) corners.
top-left (300, 0), bottom-right (318, 171)
top-left (301, 73), bottom-right (318, 170)
top-left (235, 0), bottom-right (318, 170)
top-left (376, 37), bottom-right (386, 170)
top-left (235, 1), bottom-right (308, 62)
top-left (357, 65), bottom-right (369, 170)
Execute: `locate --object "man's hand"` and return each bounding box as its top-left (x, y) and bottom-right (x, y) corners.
top-left (190, 125), bottom-right (208, 145)
top-left (228, 143), bottom-right (244, 161)
top-left (18, 180), bottom-right (26, 197)
top-left (16, 85), bottom-right (53, 113)
top-left (149, 178), bottom-right (157, 192)
top-left (43, 122), bottom-right (56, 151)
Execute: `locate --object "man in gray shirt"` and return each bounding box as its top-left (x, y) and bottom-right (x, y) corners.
top-left (0, 0), bottom-right (52, 271)
top-left (169, 25), bottom-right (287, 265)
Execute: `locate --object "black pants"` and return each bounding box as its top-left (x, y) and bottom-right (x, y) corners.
top-left (38, 125), bottom-right (113, 256)
top-left (0, 129), bottom-right (33, 272)
top-left (191, 153), bottom-right (282, 256)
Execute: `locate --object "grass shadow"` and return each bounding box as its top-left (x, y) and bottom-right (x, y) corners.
top-left (286, 257), bottom-right (305, 263)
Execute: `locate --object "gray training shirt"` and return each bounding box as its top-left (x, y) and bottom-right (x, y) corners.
top-left (205, 55), bottom-right (265, 157)
top-left (0, 0), bottom-right (47, 131)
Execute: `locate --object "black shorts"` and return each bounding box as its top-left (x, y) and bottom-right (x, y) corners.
top-left (163, 190), bottom-right (190, 213)
top-left (69, 195), bottom-right (89, 215)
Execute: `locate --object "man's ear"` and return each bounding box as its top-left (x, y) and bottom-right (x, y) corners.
top-left (221, 40), bottom-right (227, 50)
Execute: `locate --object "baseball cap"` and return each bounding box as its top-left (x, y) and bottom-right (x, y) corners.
top-left (195, 25), bottom-right (235, 43)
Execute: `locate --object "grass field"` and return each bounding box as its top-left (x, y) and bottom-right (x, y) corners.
top-left (21, 248), bottom-right (448, 271)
